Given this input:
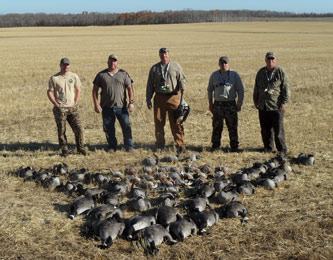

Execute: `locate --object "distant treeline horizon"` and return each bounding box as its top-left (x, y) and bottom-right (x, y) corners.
top-left (1, 9), bottom-right (332, 27)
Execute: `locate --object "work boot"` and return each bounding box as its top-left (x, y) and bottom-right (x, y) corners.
top-left (209, 146), bottom-right (219, 152)
top-left (61, 149), bottom-right (72, 157)
top-left (278, 150), bottom-right (287, 161)
top-left (106, 147), bottom-right (116, 153)
top-left (230, 147), bottom-right (241, 153)
top-left (77, 147), bottom-right (87, 156)
top-left (262, 147), bottom-right (273, 153)
top-left (126, 147), bottom-right (135, 153)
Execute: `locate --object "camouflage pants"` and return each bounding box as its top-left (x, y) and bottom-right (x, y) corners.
top-left (53, 106), bottom-right (84, 151)
top-left (212, 101), bottom-right (238, 149)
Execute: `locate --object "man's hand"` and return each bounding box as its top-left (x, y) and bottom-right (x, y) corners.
top-left (94, 103), bottom-right (102, 113)
top-left (147, 101), bottom-right (152, 110)
top-left (209, 103), bottom-right (213, 114)
top-left (128, 103), bottom-right (134, 113)
top-left (280, 103), bottom-right (286, 112)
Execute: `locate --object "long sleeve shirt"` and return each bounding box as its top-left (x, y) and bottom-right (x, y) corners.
top-left (207, 70), bottom-right (244, 109)
top-left (146, 61), bottom-right (186, 103)
top-left (253, 66), bottom-right (290, 111)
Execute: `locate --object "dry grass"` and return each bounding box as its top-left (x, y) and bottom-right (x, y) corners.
top-left (0, 22), bottom-right (332, 260)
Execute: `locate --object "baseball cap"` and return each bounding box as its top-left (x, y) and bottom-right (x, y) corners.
top-left (60, 58), bottom-right (70, 65)
top-left (159, 47), bottom-right (169, 53)
top-left (108, 54), bottom-right (118, 61)
top-left (265, 52), bottom-right (276, 59)
top-left (219, 56), bottom-right (229, 64)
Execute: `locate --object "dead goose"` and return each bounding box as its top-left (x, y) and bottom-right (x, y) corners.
top-left (88, 204), bottom-right (123, 220)
top-left (109, 168), bottom-right (125, 179)
top-left (84, 188), bottom-right (107, 200)
top-left (102, 192), bottom-right (121, 207)
top-left (27, 169), bottom-right (52, 184)
top-left (155, 206), bottom-right (182, 227)
top-left (217, 189), bottom-right (238, 204)
top-left (124, 167), bottom-right (138, 175)
top-left (138, 224), bottom-right (177, 255)
top-left (189, 209), bottom-right (219, 234)
top-left (265, 157), bottom-right (281, 169)
top-left (124, 214), bottom-right (156, 240)
top-left (198, 183), bottom-right (215, 198)
top-left (169, 217), bottom-right (197, 242)
top-left (106, 178), bottom-right (129, 194)
top-left (214, 165), bottom-right (230, 174)
top-left (261, 178), bottom-right (277, 190)
top-left (231, 172), bottom-right (248, 185)
top-left (280, 163), bottom-right (292, 173)
top-left (98, 218), bottom-right (125, 249)
top-left (93, 173), bottom-right (111, 186)
top-left (43, 176), bottom-right (62, 190)
top-left (17, 166), bottom-right (35, 178)
top-left (161, 155), bottom-right (179, 163)
top-left (245, 167), bottom-right (262, 179)
top-left (127, 197), bottom-right (152, 212)
top-left (69, 168), bottom-right (91, 184)
top-left (270, 168), bottom-right (288, 183)
top-left (214, 179), bottom-right (230, 192)
top-left (129, 182), bottom-right (148, 199)
top-left (142, 154), bottom-right (160, 166)
top-left (236, 182), bottom-right (256, 195)
top-left (222, 201), bottom-right (248, 223)
top-left (64, 181), bottom-right (85, 195)
top-left (68, 195), bottom-right (96, 219)
top-left (154, 192), bottom-right (179, 207)
top-left (297, 153), bottom-right (315, 165)
top-left (199, 164), bottom-right (214, 175)
top-left (53, 162), bottom-right (69, 175)
top-left (183, 196), bottom-right (210, 213)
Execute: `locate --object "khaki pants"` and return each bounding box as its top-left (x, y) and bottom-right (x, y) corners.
top-left (153, 93), bottom-right (185, 149)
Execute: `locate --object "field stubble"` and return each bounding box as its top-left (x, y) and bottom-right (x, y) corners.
top-left (0, 22), bottom-right (332, 259)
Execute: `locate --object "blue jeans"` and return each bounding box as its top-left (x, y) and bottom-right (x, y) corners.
top-left (102, 107), bottom-right (133, 150)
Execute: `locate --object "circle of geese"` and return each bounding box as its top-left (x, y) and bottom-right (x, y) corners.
top-left (12, 152), bottom-right (314, 255)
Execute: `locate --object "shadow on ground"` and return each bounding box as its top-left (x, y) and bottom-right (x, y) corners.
top-left (0, 141), bottom-right (271, 158)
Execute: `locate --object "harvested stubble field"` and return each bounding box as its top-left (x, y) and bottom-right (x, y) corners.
top-left (0, 21), bottom-right (332, 260)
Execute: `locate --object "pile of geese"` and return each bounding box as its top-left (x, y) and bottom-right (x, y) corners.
top-left (12, 152), bottom-right (314, 255)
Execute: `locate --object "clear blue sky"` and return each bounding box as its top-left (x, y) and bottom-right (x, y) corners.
top-left (1, 0), bottom-right (332, 14)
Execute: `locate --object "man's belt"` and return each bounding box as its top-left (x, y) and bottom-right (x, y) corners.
top-left (156, 92), bottom-right (177, 96)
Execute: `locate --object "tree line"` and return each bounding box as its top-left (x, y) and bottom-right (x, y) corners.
top-left (0, 9), bottom-right (332, 27)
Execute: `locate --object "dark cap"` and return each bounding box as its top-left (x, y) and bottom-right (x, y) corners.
top-left (219, 56), bottom-right (229, 64)
top-left (60, 57), bottom-right (70, 65)
top-left (265, 52), bottom-right (275, 59)
top-left (159, 47), bottom-right (169, 53)
top-left (108, 54), bottom-right (118, 61)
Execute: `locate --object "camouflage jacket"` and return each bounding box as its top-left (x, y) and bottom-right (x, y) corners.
top-left (253, 66), bottom-right (290, 111)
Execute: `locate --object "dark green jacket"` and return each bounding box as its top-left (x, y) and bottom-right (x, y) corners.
top-left (253, 66), bottom-right (290, 111)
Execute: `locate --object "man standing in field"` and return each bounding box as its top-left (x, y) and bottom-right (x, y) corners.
top-left (92, 54), bottom-right (134, 153)
top-left (146, 47), bottom-right (187, 153)
top-left (207, 56), bottom-right (244, 152)
top-left (253, 52), bottom-right (290, 159)
top-left (47, 57), bottom-right (86, 157)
